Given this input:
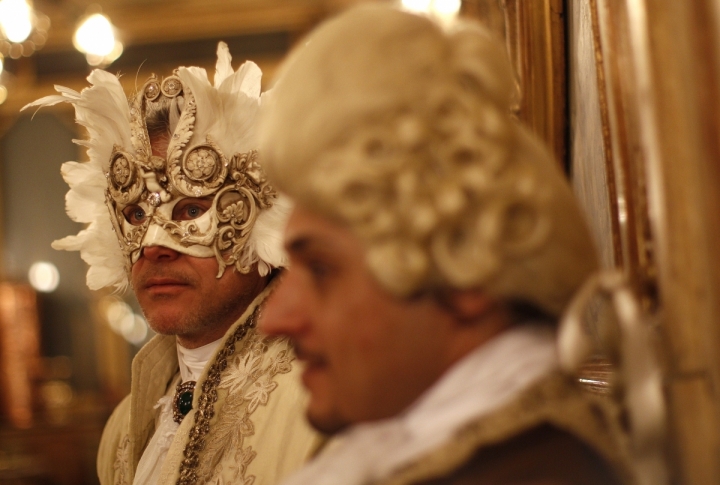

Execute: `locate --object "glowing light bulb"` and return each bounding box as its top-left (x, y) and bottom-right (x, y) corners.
top-left (28, 261), bottom-right (60, 293)
top-left (0, 0), bottom-right (33, 43)
top-left (400, 0), bottom-right (461, 21)
top-left (74, 13), bottom-right (115, 57)
top-left (402, 0), bottom-right (433, 13)
top-left (433, 0), bottom-right (461, 17)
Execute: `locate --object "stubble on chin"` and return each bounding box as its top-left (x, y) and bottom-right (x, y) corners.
top-left (137, 278), bottom-right (264, 344)
top-left (139, 295), bottom-right (238, 341)
top-left (306, 407), bottom-right (351, 436)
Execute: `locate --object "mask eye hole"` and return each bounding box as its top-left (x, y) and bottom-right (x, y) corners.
top-left (172, 197), bottom-right (213, 221)
top-left (122, 205), bottom-right (147, 225)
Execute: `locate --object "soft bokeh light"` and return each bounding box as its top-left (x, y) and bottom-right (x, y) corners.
top-left (401, 0), bottom-right (461, 21)
top-left (124, 315), bottom-right (148, 345)
top-left (104, 299), bottom-right (133, 334)
top-left (433, 0), bottom-right (461, 16)
top-left (85, 38), bottom-right (123, 66)
top-left (100, 297), bottom-right (149, 345)
top-left (0, 54), bottom-right (4, 74)
top-left (73, 13), bottom-right (123, 66)
top-left (0, 85), bottom-right (7, 105)
top-left (28, 261), bottom-right (60, 293)
top-left (0, 0), bottom-right (33, 44)
top-left (74, 13), bottom-right (115, 56)
top-left (402, 0), bottom-right (433, 13)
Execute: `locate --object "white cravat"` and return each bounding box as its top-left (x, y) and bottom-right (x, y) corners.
top-left (176, 338), bottom-right (223, 383)
top-left (281, 324), bottom-right (559, 485)
top-left (133, 337), bottom-right (223, 485)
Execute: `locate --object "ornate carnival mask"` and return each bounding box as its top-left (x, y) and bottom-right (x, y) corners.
top-left (107, 71), bottom-right (276, 277)
top-left (25, 43), bottom-right (289, 292)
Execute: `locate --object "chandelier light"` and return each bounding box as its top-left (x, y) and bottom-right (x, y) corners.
top-left (73, 12), bottom-right (123, 66)
top-left (0, 0), bottom-right (49, 106)
top-left (28, 261), bottom-right (60, 293)
top-left (0, 0), bottom-right (32, 43)
top-left (401, 0), bottom-right (461, 22)
top-left (0, 0), bottom-right (49, 59)
top-left (0, 0), bottom-right (49, 105)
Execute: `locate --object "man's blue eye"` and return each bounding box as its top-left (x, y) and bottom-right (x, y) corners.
top-left (171, 198), bottom-right (212, 221)
top-left (123, 205), bottom-right (147, 225)
top-left (183, 205), bottom-right (206, 219)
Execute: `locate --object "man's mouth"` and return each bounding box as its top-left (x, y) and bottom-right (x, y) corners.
top-left (294, 343), bottom-right (328, 384)
top-left (139, 275), bottom-right (193, 295)
top-left (143, 277), bottom-right (190, 288)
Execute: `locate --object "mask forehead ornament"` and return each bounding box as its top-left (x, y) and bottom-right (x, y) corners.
top-left (24, 42), bottom-right (289, 292)
top-left (106, 72), bottom-right (278, 278)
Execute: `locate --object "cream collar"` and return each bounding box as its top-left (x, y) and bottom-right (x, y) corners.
top-left (281, 324), bottom-right (558, 485)
top-left (176, 337), bottom-right (224, 383)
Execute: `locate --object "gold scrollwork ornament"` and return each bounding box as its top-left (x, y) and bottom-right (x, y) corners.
top-left (161, 75), bottom-right (183, 98)
top-left (231, 150), bottom-right (275, 208)
top-left (169, 135), bottom-right (229, 197)
top-left (144, 79), bottom-right (161, 101)
top-left (104, 193), bottom-right (151, 276)
top-left (107, 147), bottom-right (145, 205)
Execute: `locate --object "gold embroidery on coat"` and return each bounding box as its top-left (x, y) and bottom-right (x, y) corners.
top-left (113, 434), bottom-right (131, 485)
top-left (176, 308), bottom-right (294, 485)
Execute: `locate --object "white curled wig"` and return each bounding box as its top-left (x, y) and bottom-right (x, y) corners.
top-left (259, 6), bottom-right (597, 316)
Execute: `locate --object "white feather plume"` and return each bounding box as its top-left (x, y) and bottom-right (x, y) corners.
top-left (229, 61), bottom-right (262, 99)
top-left (180, 56), bottom-right (290, 274)
top-left (247, 194), bottom-right (293, 276)
top-left (23, 69), bottom-right (132, 292)
top-left (179, 59), bottom-right (261, 156)
top-left (214, 42), bottom-right (234, 88)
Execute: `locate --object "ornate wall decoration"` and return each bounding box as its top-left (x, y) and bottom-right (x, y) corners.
top-left (463, 0), bottom-right (567, 167)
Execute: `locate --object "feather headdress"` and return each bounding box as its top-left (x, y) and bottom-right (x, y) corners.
top-left (24, 43), bottom-right (291, 292)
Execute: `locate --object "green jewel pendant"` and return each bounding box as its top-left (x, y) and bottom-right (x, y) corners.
top-left (172, 380), bottom-right (196, 424)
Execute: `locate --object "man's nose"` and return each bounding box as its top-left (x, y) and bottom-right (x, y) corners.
top-left (259, 270), bottom-right (310, 337)
top-left (141, 245), bottom-right (181, 262)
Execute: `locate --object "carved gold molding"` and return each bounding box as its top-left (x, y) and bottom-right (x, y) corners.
top-left (591, 0), bottom-right (657, 310)
top-left (593, 0), bottom-right (720, 482)
top-left (462, 0), bottom-right (567, 167)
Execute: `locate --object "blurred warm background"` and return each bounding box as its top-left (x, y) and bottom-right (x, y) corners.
top-left (0, 0), bottom-right (719, 484)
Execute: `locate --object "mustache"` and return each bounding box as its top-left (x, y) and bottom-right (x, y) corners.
top-left (134, 268), bottom-right (196, 288)
top-left (292, 340), bottom-right (326, 366)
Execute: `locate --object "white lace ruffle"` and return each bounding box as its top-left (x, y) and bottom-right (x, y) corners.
top-left (133, 396), bottom-right (179, 485)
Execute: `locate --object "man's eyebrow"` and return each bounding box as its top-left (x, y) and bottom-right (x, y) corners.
top-left (286, 236), bottom-right (311, 254)
top-left (285, 235), bottom-right (328, 256)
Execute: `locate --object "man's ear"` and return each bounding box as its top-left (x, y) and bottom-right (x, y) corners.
top-left (435, 289), bottom-right (498, 322)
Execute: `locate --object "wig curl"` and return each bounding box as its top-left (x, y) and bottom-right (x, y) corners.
top-left (260, 6), bottom-right (597, 316)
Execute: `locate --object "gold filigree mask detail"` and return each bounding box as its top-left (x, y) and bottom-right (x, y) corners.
top-left (105, 73), bottom-right (277, 278)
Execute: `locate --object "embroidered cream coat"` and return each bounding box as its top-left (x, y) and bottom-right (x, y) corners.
top-left (96, 286), bottom-right (321, 485)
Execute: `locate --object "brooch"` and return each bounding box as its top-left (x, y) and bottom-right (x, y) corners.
top-left (173, 380), bottom-right (196, 424)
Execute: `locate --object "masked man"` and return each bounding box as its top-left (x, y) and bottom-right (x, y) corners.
top-left (259, 6), bottom-right (635, 485)
top-left (25, 44), bottom-right (320, 485)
